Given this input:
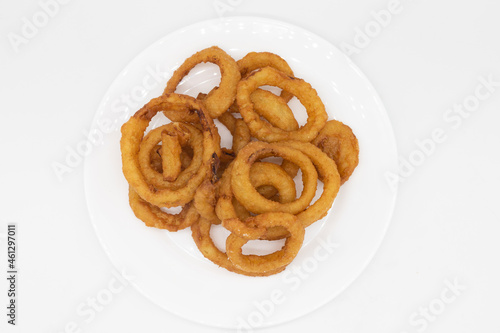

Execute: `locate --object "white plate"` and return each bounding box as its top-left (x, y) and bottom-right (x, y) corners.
top-left (84, 16), bottom-right (398, 330)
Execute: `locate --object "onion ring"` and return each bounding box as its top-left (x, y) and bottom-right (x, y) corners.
top-left (193, 179), bottom-right (219, 224)
top-left (249, 89), bottom-right (298, 130)
top-left (191, 217), bottom-right (285, 276)
top-left (231, 141), bottom-right (318, 215)
top-left (225, 212), bottom-right (305, 273)
top-left (138, 123), bottom-right (203, 190)
top-left (150, 145), bottom-right (193, 174)
top-left (120, 93), bottom-right (219, 207)
top-left (225, 89), bottom-right (301, 180)
top-left (237, 67), bottom-right (327, 142)
top-left (138, 123), bottom-right (203, 189)
top-left (128, 187), bottom-right (199, 231)
top-left (278, 140), bottom-right (341, 227)
top-left (160, 129), bottom-right (183, 181)
top-left (250, 162), bottom-right (296, 204)
top-left (163, 46), bottom-right (240, 118)
top-left (216, 162), bottom-right (298, 240)
top-left (237, 51), bottom-right (294, 102)
top-left (312, 120), bottom-right (359, 184)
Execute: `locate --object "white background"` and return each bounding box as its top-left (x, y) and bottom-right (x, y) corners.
top-left (1, 0), bottom-right (499, 332)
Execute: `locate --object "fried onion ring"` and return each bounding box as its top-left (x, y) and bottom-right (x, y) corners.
top-left (150, 145), bottom-right (193, 174)
top-left (128, 187), bottom-right (199, 231)
top-left (249, 89), bottom-right (298, 130)
top-left (231, 141), bottom-right (318, 215)
top-left (120, 46), bottom-right (358, 277)
top-left (216, 162), bottom-right (297, 240)
top-left (193, 179), bottom-right (219, 224)
top-left (312, 120), bottom-right (359, 184)
top-left (279, 140), bottom-right (341, 227)
top-left (138, 123), bottom-right (203, 189)
top-left (225, 212), bottom-right (305, 273)
top-left (237, 51), bottom-right (294, 102)
top-left (160, 128), bottom-right (185, 181)
top-left (250, 162), bottom-right (296, 204)
top-left (237, 67), bottom-right (327, 142)
top-left (191, 217), bottom-right (285, 276)
top-left (121, 93), bottom-right (219, 208)
top-left (163, 46), bottom-right (240, 118)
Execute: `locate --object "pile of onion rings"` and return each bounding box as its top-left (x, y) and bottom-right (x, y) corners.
top-left (120, 46), bottom-right (359, 276)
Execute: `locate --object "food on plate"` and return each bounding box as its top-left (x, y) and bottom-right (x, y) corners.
top-left (279, 140), bottom-right (341, 226)
top-left (120, 93), bottom-right (219, 208)
top-left (230, 141), bottom-right (319, 216)
top-left (237, 67), bottom-right (328, 142)
top-left (216, 162), bottom-right (299, 242)
top-left (225, 212), bottom-right (305, 273)
top-left (312, 120), bottom-right (359, 185)
top-left (128, 187), bottom-right (199, 231)
top-left (191, 217), bottom-right (286, 276)
top-left (138, 123), bottom-right (203, 188)
top-left (193, 179), bottom-right (219, 223)
top-left (246, 89), bottom-right (298, 131)
top-left (236, 51), bottom-right (295, 102)
top-left (163, 46), bottom-right (241, 118)
top-left (120, 47), bottom-right (359, 276)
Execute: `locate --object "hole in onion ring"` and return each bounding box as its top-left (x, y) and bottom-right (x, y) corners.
top-left (242, 238), bottom-right (286, 256)
top-left (175, 62), bottom-right (221, 98)
top-left (159, 206), bottom-right (183, 214)
top-left (213, 118), bottom-right (232, 150)
top-left (209, 223), bottom-right (231, 252)
top-left (287, 96), bottom-right (307, 127)
top-left (145, 112), bottom-right (171, 134)
top-left (208, 222), bottom-right (288, 256)
top-left (258, 84), bottom-right (284, 97)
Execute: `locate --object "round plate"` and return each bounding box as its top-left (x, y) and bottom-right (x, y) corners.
top-left (84, 16), bottom-right (398, 330)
